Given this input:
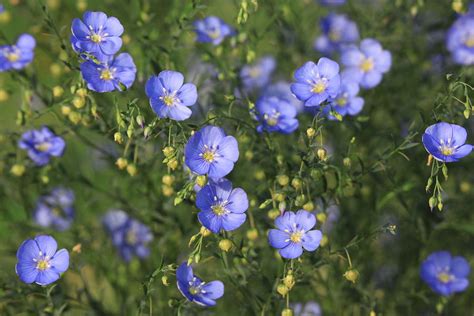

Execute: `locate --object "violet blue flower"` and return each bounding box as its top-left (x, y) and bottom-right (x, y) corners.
top-left (176, 262), bottom-right (224, 306)
top-left (19, 126), bottom-right (66, 166)
top-left (325, 76), bottom-right (364, 120)
top-left (194, 16), bottom-right (234, 46)
top-left (422, 122), bottom-right (473, 162)
top-left (446, 12), bottom-right (474, 65)
top-left (0, 34), bottom-right (36, 72)
top-left (314, 13), bottom-right (359, 55)
top-left (240, 56), bottom-right (276, 92)
top-left (145, 70), bottom-right (198, 121)
top-left (256, 96), bottom-right (299, 134)
top-left (16, 235), bottom-right (69, 285)
top-left (263, 81), bottom-right (304, 113)
top-left (34, 188), bottom-right (75, 231)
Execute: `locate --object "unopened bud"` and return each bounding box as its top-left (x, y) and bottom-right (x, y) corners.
top-left (219, 239), bottom-right (233, 252)
top-left (268, 209), bottom-right (281, 220)
top-left (277, 175), bottom-right (289, 186)
top-left (136, 115), bottom-right (145, 127)
top-left (281, 308), bottom-right (293, 316)
top-left (283, 274), bottom-right (295, 289)
top-left (72, 96), bottom-right (85, 109)
top-left (343, 269), bottom-right (359, 283)
top-left (246, 228), bottom-right (258, 241)
top-left (114, 132), bottom-right (123, 144)
top-left (162, 175), bottom-right (175, 186)
top-left (52, 86), bottom-right (64, 98)
top-left (116, 158), bottom-right (128, 170)
top-left (126, 164), bottom-right (137, 176)
top-left (167, 158), bottom-right (178, 170)
top-left (303, 201), bottom-right (314, 211)
top-left (196, 175), bottom-right (207, 187)
top-left (317, 148), bottom-right (327, 161)
top-left (162, 146), bottom-right (175, 157)
top-left (306, 127), bottom-right (316, 138)
top-left (162, 185), bottom-right (174, 197)
top-left (10, 164), bottom-right (26, 177)
top-left (291, 178), bottom-right (303, 190)
top-left (161, 275), bottom-right (169, 286)
top-left (72, 243), bottom-right (82, 253)
top-left (200, 226), bottom-right (212, 237)
top-left (316, 212), bottom-right (327, 223)
top-left (76, 88), bottom-right (88, 98)
top-left (277, 284), bottom-right (289, 297)
top-left (343, 157), bottom-right (351, 168)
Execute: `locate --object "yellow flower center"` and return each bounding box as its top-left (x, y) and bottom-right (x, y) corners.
top-left (100, 69), bottom-right (113, 81)
top-left (329, 30), bottom-right (341, 42)
top-left (311, 81), bottom-right (326, 94)
top-left (36, 259), bottom-right (50, 271)
top-left (208, 29), bottom-right (221, 40)
top-left (249, 67), bottom-right (261, 78)
top-left (465, 35), bottom-right (474, 48)
top-left (360, 58), bottom-right (374, 72)
top-left (440, 146), bottom-right (454, 156)
top-left (290, 231), bottom-right (303, 243)
top-left (126, 230), bottom-right (137, 245)
top-left (162, 95), bottom-right (175, 106)
top-left (437, 272), bottom-right (452, 283)
top-left (336, 97), bottom-right (347, 106)
top-left (202, 150), bottom-right (215, 163)
top-left (35, 142), bottom-right (51, 152)
top-left (90, 33), bottom-right (102, 43)
top-left (6, 52), bottom-right (19, 62)
top-left (189, 286), bottom-right (200, 295)
top-left (212, 204), bottom-right (226, 216)
top-left (266, 117), bottom-right (278, 126)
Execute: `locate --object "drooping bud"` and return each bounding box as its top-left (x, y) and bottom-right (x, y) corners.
top-left (219, 239), bottom-right (233, 252)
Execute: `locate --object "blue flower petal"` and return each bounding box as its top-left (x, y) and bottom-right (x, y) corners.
top-left (83, 11), bottom-right (107, 31)
top-left (268, 229), bottom-right (290, 249)
top-left (317, 57), bottom-right (340, 78)
top-left (177, 83), bottom-right (198, 106)
top-left (279, 242), bottom-right (303, 259)
top-left (216, 136), bottom-right (239, 162)
top-left (159, 70), bottom-right (184, 92)
top-left (295, 210), bottom-right (316, 231)
top-left (36, 269), bottom-right (60, 286)
top-left (221, 213), bottom-right (246, 231)
top-left (100, 36), bottom-right (122, 55)
top-left (50, 249), bottom-right (69, 273)
top-left (104, 17), bottom-right (124, 37)
top-left (227, 188), bottom-right (248, 214)
top-left (451, 256), bottom-right (471, 278)
top-left (201, 281), bottom-right (224, 299)
top-left (302, 230), bottom-right (322, 251)
top-left (35, 235), bottom-right (58, 258)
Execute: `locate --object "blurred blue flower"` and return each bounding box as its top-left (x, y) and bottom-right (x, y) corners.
top-left (0, 34), bottom-right (36, 72)
top-left (80, 53), bottom-right (136, 93)
top-left (194, 16), bottom-right (234, 45)
top-left (446, 12), bottom-right (474, 65)
top-left (263, 81), bottom-right (304, 113)
top-left (422, 122), bottom-right (473, 162)
top-left (319, 0), bottom-right (346, 5)
top-left (185, 125), bottom-right (239, 179)
top-left (268, 210), bottom-right (322, 259)
top-left (325, 76), bottom-right (364, 120)
top-left (314, 14), bottom-right (359, 55)
top-left (71, 11), bottom-right (123, 61)
top-left (34, 188), bottom-right (75, 231)
top-left (291, 58), bottom-right (341, 107)
top-left (176, 262), bottom-right (224, 306)
top-left (256, 96), bottom-right (299, 134)
top-left (196, 178), bottom-right (248, 233)
top-left (341, 38), bottom-right (392, 89)
top-left (102, 210), bottom-right (153, 262)
top-left (240, 56), bottom-right (276, 92)
top-left (16, 235), bottom-right (69, 286)
top-left (420, 251), bottom-right (470, 296)
top-left (145, 70), bottom-right (198, 121)
top-left (0, 4), bottom-right (4, 13)
top-left (19, 126), bottom-right (66, 166)
top-left (292, 301), bottom-right (322, 316)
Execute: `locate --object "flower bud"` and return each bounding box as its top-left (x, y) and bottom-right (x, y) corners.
top-left (317, 148), bottom-right (327, 161)
top-left (68, 111), bottom-right (82, 125)
top-left (116, 158), bottom-right (128, 170)
top-left (196, 175), bottom-right (207, 187)
top-left (76, 88), bottom-right (88, 98)
top-left (162, 185), bottom-right (174, 197)
top-left (246, 228), bottom-right (258, 241)
top-left (136, 115), bottom-right (145, 127)
top-left (460, 181), bottom-right (470, 193)
top-left (277, 284), bottom-right (289, 297)
top-left (162, 175), bottom-right (175, 186)
top-left (316, 212), bottom-right (327, 223)
top-left (10, 164), bottom-right (25, 177)
top-left (200, 226), bottom-right (212, 237)
top-left (273, 192), bottom-right (285, 202)
top-left (306, 127), bottom-right (316, 138)
top-left (255, 170), bottom-right (265, 180)
top-left (343, 269), bottom-right (359, 283)
top-left (245, 150), bottom-right (254, 160)
top-left (161, 275), bottom-right (169, 286)
top-left (283, 274), bottom-right (295, 290)
top-left (72, 96), bottom-right (85, 109)
top-left (277, 175), bottom-right (289, 186)
top-left (295, 194), bottom-right (306, 206)
top-left (162, 146), bottom-right (175, 157)
top-left (114, 132), bottom-right (123, 144)
top-left (41, 175), bottom-right (49, 183)
top-left (219, 239), bottom-right (233, 252)
top-left (303, 201), bottom-right (314, 211)
top-left (72, 243), bottom-right (82, 253)
top-left (52, 86), bottom-right (64, 98)
top-left (268, 209), bottom-right (280, 220)
top-left (126, 164), bottom-right (137, 176)
top-left (343, 157), bottom-right (351, 168)
top-left (281, 308), bottom-right (293, 316)
top-left (167, 158), bottom-right (178, 170)
top-left (291, 178), bottom-right (303, 190)
top-left (320, 235), bottom-right (328, 247)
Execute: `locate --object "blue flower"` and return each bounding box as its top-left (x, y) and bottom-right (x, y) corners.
top-left (263, 81), bottom-right (304, 113)
top-left (80, 53), bottom-right (136, 93)
top-left (102, 210), bottom-right (153, 262)
top-left (193, 16), bottom-right (234, 45)
top-left (145, 70), bottom-right (198, 121)
top-left (240, 56), bottom-right (276, 92)
top-left (256, 96), bottom-right (299, 134)
top-left (16, 235), bottom-right (69, 286)
top-left (268, 210), bottom-right (322, 259)
top-left (176, 262), bottom-right (224, 306)
top-left (422, 122), bottom-right (473, 163)
top-left (325, 77), bottom-right (364, 120)
top-left (71, 11), bottom-right (123, 61)
top-left (19, 126), bottom-right (66, 166)
top-left (34, 188), bottom-right (75, 231)
top-left (314, 14), bottom-right (359, 55)
top-left (290, 58), bottom-right (341, 107)
top-left (292, 301), bottom-right (322, 316)
top-left (446, 13), bottom-right (474, 65)
top-left (420, 251), bottom-right (470, 296)
top-left (0, 4), bottom-right (4, 14)
top-left (341, 38), bottom-right (392, 89)
top-left (185, 126), bottom-right (239, 179)
top-left (0, 34), bottom-right (36, 72)
top-left (318, 0), bottom-right (346, 5)
top-left (196, 178), bottom-right (248, 233)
